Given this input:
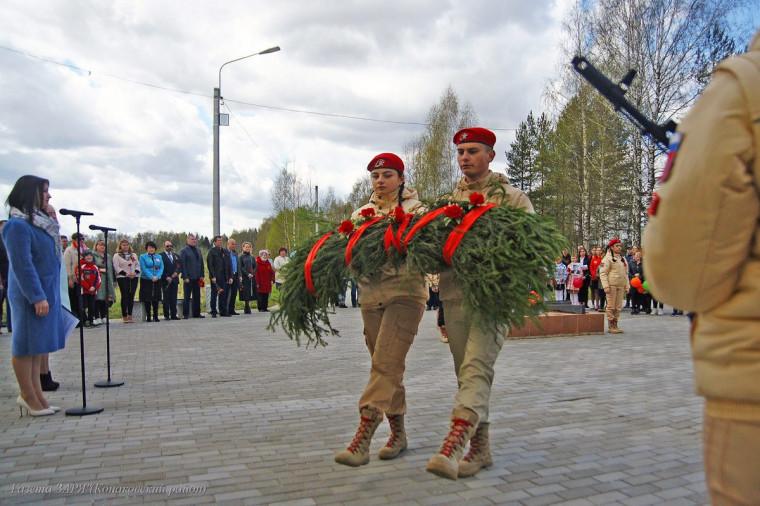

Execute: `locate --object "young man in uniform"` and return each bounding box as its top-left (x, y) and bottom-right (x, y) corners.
top-left (426, 127), bottom-right (533, 480)
top-left (642, 29), bottom-right (760, 504)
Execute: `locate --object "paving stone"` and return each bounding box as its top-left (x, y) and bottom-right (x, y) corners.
top-left (0, 310), bottom-right (710, 504)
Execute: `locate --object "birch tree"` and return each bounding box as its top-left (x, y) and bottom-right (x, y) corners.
top-left (404, 86), bottom-right (478, 199)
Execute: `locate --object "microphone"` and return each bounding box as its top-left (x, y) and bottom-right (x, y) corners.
top-left (89, 224), bottom-right (117, 232)
top-left (59, 208), bottom-right (94, 217)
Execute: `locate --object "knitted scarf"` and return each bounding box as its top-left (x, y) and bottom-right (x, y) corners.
top-left (9, 206), bottom-right (61, 261)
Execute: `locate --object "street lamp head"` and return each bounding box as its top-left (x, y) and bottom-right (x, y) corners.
top-left (218, 45), bottom-right (282, 90)
top-left (214, 44), bottom-right (280, 237)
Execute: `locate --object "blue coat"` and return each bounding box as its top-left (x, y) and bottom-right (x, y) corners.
top-left (2, 217), bottom-right (75, 356)
top-left (139, 253), bottom-right (164, 280)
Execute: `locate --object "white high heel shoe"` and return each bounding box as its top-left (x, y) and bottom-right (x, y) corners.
top-left (16, 396), bottom-right (55, 417)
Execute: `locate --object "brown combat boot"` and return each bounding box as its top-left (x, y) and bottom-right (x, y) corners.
top-left (426, 408), bottom-right (478, 480)
top-left (458, 423), bottom-right (493, 477)
top-left (378, 414), bottom-right (407, 460)
top-left (334, 408), bottom-right (383, 467)
top-left (609, 319), bottom-right (624, 334)
top-left (439, 325), bottom-right (449, 343)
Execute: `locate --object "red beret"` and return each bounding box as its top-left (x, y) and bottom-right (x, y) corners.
top-left (453, 127), bottom-right (496, 148)
top-left (608, 238), bottom-right (621, 248)
top-left (367, 153), bottom-right (404, 173)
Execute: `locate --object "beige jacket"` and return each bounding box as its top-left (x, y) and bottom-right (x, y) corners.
top-left (113, 252), bottom-right (140, 279)
top-left (642, 30), bottom-right (760, 410)
top-left (352, 187), bottom-right (427, 306)
top-left (446, 170), bottom-right (534, 211)
top-left (598, 252), bottom-right (629, 290)
top-left (440, 171), bottom-right (534, 302)
top-left (63, 245), bottom-right (79, 279)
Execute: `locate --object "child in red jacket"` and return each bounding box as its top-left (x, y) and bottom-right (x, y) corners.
top-left (77, 251), bottom-right (102, 327)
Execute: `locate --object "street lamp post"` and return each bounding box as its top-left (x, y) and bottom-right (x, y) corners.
top-left (213, 45), bottom-right (280, 237)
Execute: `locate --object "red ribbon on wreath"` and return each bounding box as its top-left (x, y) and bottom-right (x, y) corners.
top-left (383, 213), bottom-right (413, 254)
top-left (304, 232), bottom-right (333, 296)
top-left (345, 216), bottom-right (384, 266)
top-left (402, 207), bottom-right (449, 248)
top-left (442, 204), bottom-right (497, 265)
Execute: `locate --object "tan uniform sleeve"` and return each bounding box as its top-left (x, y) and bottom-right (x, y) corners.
top-left (599, 259), bottom-right (610, 291)
top-left (642, 69), bottom-right (756, 312)
top-left (507, 190), bottom-right (535, 212)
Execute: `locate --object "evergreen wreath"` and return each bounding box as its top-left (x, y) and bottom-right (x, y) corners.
top-left (268, 193), bottom-right (567, 347)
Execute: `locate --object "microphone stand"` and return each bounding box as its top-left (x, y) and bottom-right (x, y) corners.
top-left (60, 209), bottom-right (103, 416)
top-left (91, 226), bottom-right (124, 388)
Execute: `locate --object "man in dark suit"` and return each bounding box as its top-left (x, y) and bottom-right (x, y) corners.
top-left (207, 235), bottom-right (232, 317)
top-left (160, 240), bottom-right (182, 320)
top-left (179, 234), bottom-right (205, 319)
top-left (226, 238), bottom-right (240, 315)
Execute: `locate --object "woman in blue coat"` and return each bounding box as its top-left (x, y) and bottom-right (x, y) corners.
top-left (139, 241), bottom-right (164, 322)
top-left (3, 175), bottom-right (76, 417)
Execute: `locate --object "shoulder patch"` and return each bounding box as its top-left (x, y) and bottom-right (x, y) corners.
top-left (659, 132), bottom-right (681, 183)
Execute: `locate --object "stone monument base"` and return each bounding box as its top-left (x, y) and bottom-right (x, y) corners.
top-left (508, 311), bottom-right (605, 339)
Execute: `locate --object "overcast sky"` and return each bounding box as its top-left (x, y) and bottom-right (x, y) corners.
top-left (1, 0), bottom-right (571, 237)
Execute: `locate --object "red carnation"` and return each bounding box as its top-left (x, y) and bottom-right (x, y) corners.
top-left (360, 208), bottom-right (376, 218)
top-left (338, 220), bottom-right (355, 235)
top-left (444, 204), bottom-right (464, 219)
top-left (392, 206), bottom-right (406, 223)
top-left (469, 193), bottom-right (485, 205)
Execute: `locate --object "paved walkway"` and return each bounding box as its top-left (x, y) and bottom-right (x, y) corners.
top-left (0, 308), bottom-right (706, 505)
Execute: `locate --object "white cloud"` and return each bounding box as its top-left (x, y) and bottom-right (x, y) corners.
top-left (0, 0), bottom-right (572, 236)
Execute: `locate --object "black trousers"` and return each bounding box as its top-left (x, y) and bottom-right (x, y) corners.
top-left (578, 277), bottom-right (590, 306)
top-left (117, 277), bottom-right (138, 316)
top-left (227, 276), bottom-right (239, 313)
top-left (95, 299), bottom-right (108, 319)
top-left (82, 293), bottom-right (96, 322)
top-left (257, 291), bottom-right (270, 311)
top-left (427, 287), bottom-right (440, 310)
top-left (68, 283), bottom-right (81, 320)
top-left (209, 281), bottom-right (230, 316)
top-left (182, 279), bottom-right (201, 317)
top-left (163, 280), bottom-right (179, 318)
top-left (143, 300), bottom-right (159, 320)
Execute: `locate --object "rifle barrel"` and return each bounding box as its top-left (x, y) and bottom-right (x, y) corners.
top-left (571, 56), bottom-right (675, 149)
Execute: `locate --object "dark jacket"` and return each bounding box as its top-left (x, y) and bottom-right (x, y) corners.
top-left (207, 246), bottom-right (231, 282)
top-left (239, 252), bottom-right (256, 279)
top-left (179, 244), bottom-right (204, 280)
top-left (0, 233), bottom-right (8, 281)
top-left (225, 249), bottom-right (236, 276)
top-left (160, 250), bottom-right (182, 286)
top-left (628, 259), bottom-right (644, 282)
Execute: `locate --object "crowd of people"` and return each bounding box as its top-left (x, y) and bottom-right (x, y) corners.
top-left (3, 31), bottom-right (759, 499)
top-left (551, 244), bottom-right (685, 318)
top-left (53, 233), bottom-right (291, 324)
